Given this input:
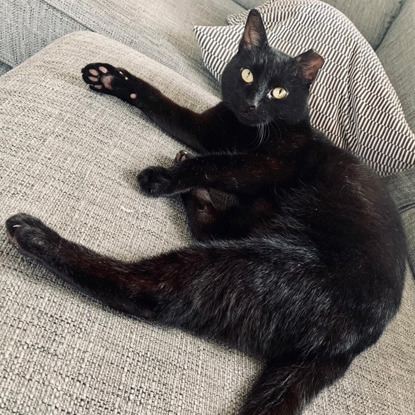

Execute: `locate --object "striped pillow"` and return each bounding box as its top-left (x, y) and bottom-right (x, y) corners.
top-left (194, 0), bottom-right (415, 176)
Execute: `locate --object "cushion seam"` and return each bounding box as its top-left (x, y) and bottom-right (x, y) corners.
top-left (374, 0), bottom-right (406, 50)
top-left (1, 0), bottom-right (92, 67)
top-left (38, 0), bottom-right (93, 33)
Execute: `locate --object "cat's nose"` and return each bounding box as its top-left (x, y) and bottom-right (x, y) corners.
top-left (244, 100), bottom-right (259, 111)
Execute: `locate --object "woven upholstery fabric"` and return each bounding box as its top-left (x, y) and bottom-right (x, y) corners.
top-left (377, 0), bottom-right (415, 136)
top-left (194, 0), bottom-right (415, 176)
top-left (0, 31), bottom-right (414, 415)
top-left (0, 0), bottom-right (243, 93)
top-left (320, 0), bottom-right (402, 49)
top-left (383, 168), bottom-right (415, 275)
top-left (0, 0), bottom-right (88, 67)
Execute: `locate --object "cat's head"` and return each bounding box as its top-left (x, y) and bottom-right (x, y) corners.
top-left (221, 9), bottom-right (324, 127)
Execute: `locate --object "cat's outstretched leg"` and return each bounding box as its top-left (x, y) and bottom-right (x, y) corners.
top-left (82, 63), bottom-right (224, 152)
top-left (5, 213), bottom-right (355, 415)
top-left (5, 213), bottom-right (258, 321)
top-left (5, 213), bottom-right (158, 318)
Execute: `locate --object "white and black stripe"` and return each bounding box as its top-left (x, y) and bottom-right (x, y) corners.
top-left (194, 0), bottom-right (415, 176)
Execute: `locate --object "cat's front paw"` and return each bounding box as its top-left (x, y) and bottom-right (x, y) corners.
top-left (82, 63), bottom-right (133, 95)
top-left (137, 166), bottom-right (175, 197)
top-left (6, 213), bottom-right (61, 260)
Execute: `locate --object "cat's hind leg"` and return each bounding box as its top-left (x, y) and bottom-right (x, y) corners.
top-left (6, 213), bottom-right (356, 414)
top-left (175, 150), bottom-right (251, 242)
top-left (175, 150), bottom-right (218, 241)
top-left (181, 189), bottom-right (255, 242)
top-left (181, 187), bottom-right (219, 241)
top-left (5, 213), bottom-right (157, 318)
top-left (5, 212), bottom-right (261, 327)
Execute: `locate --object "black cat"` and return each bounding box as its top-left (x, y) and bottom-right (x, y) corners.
top-left (6, 10), bottom-right (407, 415)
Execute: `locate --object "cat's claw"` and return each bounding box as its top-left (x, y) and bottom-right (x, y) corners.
top-left (137, 166), bottom-right (175, 197)
top-left (82, 63), bottom-right (131, 94)
top-left (5, 213), bottom-right (61, 259)
top-left (175, 150), bottom-right (194, 164)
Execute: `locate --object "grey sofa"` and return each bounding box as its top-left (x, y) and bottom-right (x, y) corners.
top-left (0, 1), bottom-right (414, 414)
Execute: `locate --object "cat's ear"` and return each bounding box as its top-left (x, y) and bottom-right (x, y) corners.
top-left (239, 9), bottom-right (268, 51)
top-left (295, 50), bottom-right (324, 85)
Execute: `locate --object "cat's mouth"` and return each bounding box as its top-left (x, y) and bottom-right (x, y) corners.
top-left (237, 110), bottom-right (267, 126)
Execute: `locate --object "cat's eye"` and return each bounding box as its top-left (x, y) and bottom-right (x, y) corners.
top-left (241, 68), bottom-right (254, 83)
top-left (271, 87), bottom-right (289, 99)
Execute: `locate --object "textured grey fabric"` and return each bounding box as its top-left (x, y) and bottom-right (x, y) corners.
top-left (0, 0), bottom-right (243, 92)
top-left (321, 0), bottom-right (403, 49)
top-left (0, 62), bottom-right (12, 76)
top-left (377, 0), bottom-right (415, 135)
top-left (231, 0), bottom-right (264, 10)
top-left (0, 31), bottom-right (414, 415)
top-left (383, 168), bottom-right (415, 275)
top-left (0, 0), bottom-right (88, 67)
top-left (230, 0), bottom-right (403, 49)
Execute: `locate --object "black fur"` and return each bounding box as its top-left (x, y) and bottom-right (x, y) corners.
top-left (6, 9), bottom-right (407, 415)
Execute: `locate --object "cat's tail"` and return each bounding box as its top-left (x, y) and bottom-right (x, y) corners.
top-left (240, 357), bottom-right (352, 415)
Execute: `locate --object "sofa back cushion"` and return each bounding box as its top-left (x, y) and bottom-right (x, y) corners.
top-left (377, 0), bottom-right (415, 133)
top-left (1, 0), bottom-right (243, 91)
top-left (232, 0), bottom-right (403, 48)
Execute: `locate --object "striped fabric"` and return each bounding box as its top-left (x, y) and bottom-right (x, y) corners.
top-left (194, 0), bottom-right (415, 176)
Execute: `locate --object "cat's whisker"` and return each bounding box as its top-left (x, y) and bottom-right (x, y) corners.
top-left (252, 122), bottom-right (271, 150)
top-left (253, 124), bottom-right (263, 149)
top-left (270, 119), bottom-right (282, 139)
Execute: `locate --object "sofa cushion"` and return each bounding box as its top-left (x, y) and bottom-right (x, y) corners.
top-left (231, 0), bottom-right (403, 49)
top-left (0, 31), bottom-right (414, 415)
top-left (0, 31), bottom-right (258, 414)
top-left (0, 0), bottom-right (88, 67)
top-left (377, 0), bottom-right (415, 135)
top-left (383, 168), bottom-right (415, 275)
top-left (1, 0), bottom-right (243, 93)
top-left (194, 0), bottom-right (415, 176)
top-left (321, 0), bottom-right (402, 49)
